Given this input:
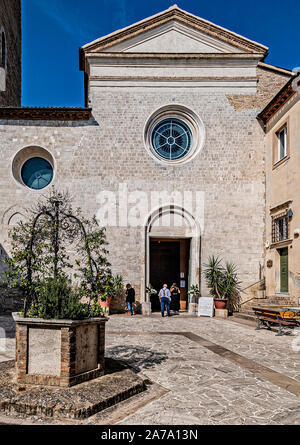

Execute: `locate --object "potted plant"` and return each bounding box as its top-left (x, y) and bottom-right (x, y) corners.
top-left (188, 284), bottom-right (201, 304)
top-left (187, 284), bottom-right (201, 315)
top-left (222, 262), bottom-right (241, 314)
top-left (3, 188), bottom-right (114, 387)
top-left (203, 256), bottom-right (226, 309)
top-left (146, 284), bottom-right (157, 312)
top-left (203, 256), bottom-right (241, 310)
top-left (98, 274), bottom-right (123, 314)
top-left (146, 284), bottom-right (157, 299)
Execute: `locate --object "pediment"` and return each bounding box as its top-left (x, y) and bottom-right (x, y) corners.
top-left (81, 5), bottom-right (268, 67)
top-left (103, 21), bottom-right (242, 54)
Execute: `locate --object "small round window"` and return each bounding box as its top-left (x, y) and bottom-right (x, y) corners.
top-left (21, 157), bottom-right (54, 190)
top-left (151, 118), bottom-right (193, 161)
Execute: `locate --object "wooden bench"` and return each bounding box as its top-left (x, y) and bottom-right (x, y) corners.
top-left (252, 306), bottom-right (300, 336)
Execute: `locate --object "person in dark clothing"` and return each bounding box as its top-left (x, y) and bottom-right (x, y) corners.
top-left (170, 283), bottom-right (181, 314)
top-left (126, 283), bottom-right (135, 316)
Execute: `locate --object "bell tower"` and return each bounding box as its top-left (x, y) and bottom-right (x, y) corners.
top-left (0, 0), bottom-right (21, 106)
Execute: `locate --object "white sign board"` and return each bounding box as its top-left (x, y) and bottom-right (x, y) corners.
top-left (198, 297), bottom-right (214, 318)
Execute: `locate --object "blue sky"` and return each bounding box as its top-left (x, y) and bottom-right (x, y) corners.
top-left (22, 0), bottom-right (300, 107)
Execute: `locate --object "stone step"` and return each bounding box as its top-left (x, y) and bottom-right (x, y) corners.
top-left (241, 297), bottom-right (295, 312)
top-left (233, 312), bottom-right (257, 322)
top-left (234, 296), bottom-right (298, 323)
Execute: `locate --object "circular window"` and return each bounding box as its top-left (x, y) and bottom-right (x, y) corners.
top-left (144, 105), bottom-right (205, 165)
top-left (21, 157), bottom-right (53, 190)
top-left (12, 146), bottom-right (55, 190)
top-left (151, 118), bottom-right (193, 161)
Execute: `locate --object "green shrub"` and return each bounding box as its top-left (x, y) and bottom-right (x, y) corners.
top-left (29, 276), bottom-right (89, 320)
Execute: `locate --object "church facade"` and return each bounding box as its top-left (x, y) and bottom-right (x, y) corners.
top-left (0, 5), bottom-right (296, 312)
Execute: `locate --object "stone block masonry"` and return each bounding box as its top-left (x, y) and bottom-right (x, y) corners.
top-left (0, 84), bottom-right (281, 308)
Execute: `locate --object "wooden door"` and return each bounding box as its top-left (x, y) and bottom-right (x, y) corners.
top-left (280, 247), bottom-right (289, 293)
top-left (149, 238), bottom-right (191, 311)
top-left (150, 240), bottom-right (180, 311)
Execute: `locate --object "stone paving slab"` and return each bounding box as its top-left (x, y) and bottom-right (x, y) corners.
top-left (104, 316), bottom-right (300, 425)
top-left (0, 314), bottom-right (300, 425)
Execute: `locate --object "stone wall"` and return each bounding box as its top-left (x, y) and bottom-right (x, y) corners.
top-left (0, 87), bottom-right (268, 308)
top-left (0, 47), bottom-right (292, 311)
top-left (0, 287), bottom-right (23, 313)
top-left (226, 64), bottom-right (291, 112)
top-left (0, 0), bottom-right (21, 107)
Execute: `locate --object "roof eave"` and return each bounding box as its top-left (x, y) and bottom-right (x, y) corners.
top-left (257, 75), bottom-right (299, 126)
top-left (0, 107), bottom-right (93, 121)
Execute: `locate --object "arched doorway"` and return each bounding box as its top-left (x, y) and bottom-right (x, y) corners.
top-left (144, 205), bottom-right (201, 312)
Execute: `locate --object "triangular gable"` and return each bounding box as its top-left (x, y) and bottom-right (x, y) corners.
top-left (101, 21), bottom-right (242, 54)
top-left (81, 5), bottom-right (268, 57)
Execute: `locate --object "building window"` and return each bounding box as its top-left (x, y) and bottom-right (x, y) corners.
top-left (273, 121), bottom-right (289, 166)
top-left (272, 214), bottom-right (289, 243)
top-left (0, 30), bottom-right (6, 68)
top-left (151, 118), bottom-right (193, 161)
top-left (276, 126), bottom-right (287, 162)
top-left (144, 105), bottom-right (205, 165)
top-left (21, 157), bottom-right (54, 190)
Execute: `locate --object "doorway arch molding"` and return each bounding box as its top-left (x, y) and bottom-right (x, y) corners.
top-left (142, 204), bottom-right (202, 308)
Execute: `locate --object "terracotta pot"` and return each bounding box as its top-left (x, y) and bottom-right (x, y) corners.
top-left (214, 298), bottom-right (228, 309)
top-left (99, 297), bottom-right (112, 308)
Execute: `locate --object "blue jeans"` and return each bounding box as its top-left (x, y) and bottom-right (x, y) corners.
top-left (161, 297), bottom-right (170, 317)
top-left (127, 302), bottom-right (134, 314)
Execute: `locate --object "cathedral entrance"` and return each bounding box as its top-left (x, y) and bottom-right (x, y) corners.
top-left (150, 238), bottom-right (190, 312)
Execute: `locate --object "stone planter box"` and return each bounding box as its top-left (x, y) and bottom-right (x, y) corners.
top-left (12, 313), bottom-right (108, 388)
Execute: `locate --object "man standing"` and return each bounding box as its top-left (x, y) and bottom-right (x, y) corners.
top-left (159, 284), bottom-right (171, 317)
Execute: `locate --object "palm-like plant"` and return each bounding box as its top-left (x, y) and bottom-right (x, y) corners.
top-left (222, 263), bottom-right (241, 297)
top-left (203, 256), bottom-right (224, 298)
top-left (222, 262), bottom-right (241, 311)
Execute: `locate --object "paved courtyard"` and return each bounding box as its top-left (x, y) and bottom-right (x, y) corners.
top-left (0, 314), bottom-right (300, 425)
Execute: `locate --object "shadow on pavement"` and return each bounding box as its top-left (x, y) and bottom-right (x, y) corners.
top-left (106, 345), bottom-right (168, 372)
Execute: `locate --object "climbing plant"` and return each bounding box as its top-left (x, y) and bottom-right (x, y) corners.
top-left (3, 188), bottom-right (117, 319)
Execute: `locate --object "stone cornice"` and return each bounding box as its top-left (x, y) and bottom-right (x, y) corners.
top-left (257, 62), bottom-right (294, 77)
top-left (89, 75), bottom-right (257, 81)
top-left (0, 107), bottom-right (92, 121)
top-left (86, 52), bottom-right (263, 60)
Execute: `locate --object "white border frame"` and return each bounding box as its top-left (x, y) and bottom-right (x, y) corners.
top-left (11, 145), bottom-right (56, 192)
top-left (144, 104), bottom-right (205, 166)
top-left (277, 126), bottom-right (287, 162)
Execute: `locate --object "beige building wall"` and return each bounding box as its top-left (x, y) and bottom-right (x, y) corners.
top-left (265, 92), bottom-right (300, 305)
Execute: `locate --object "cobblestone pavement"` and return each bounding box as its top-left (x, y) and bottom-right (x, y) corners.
top-left (0, 313), bottom-right (300, 425)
